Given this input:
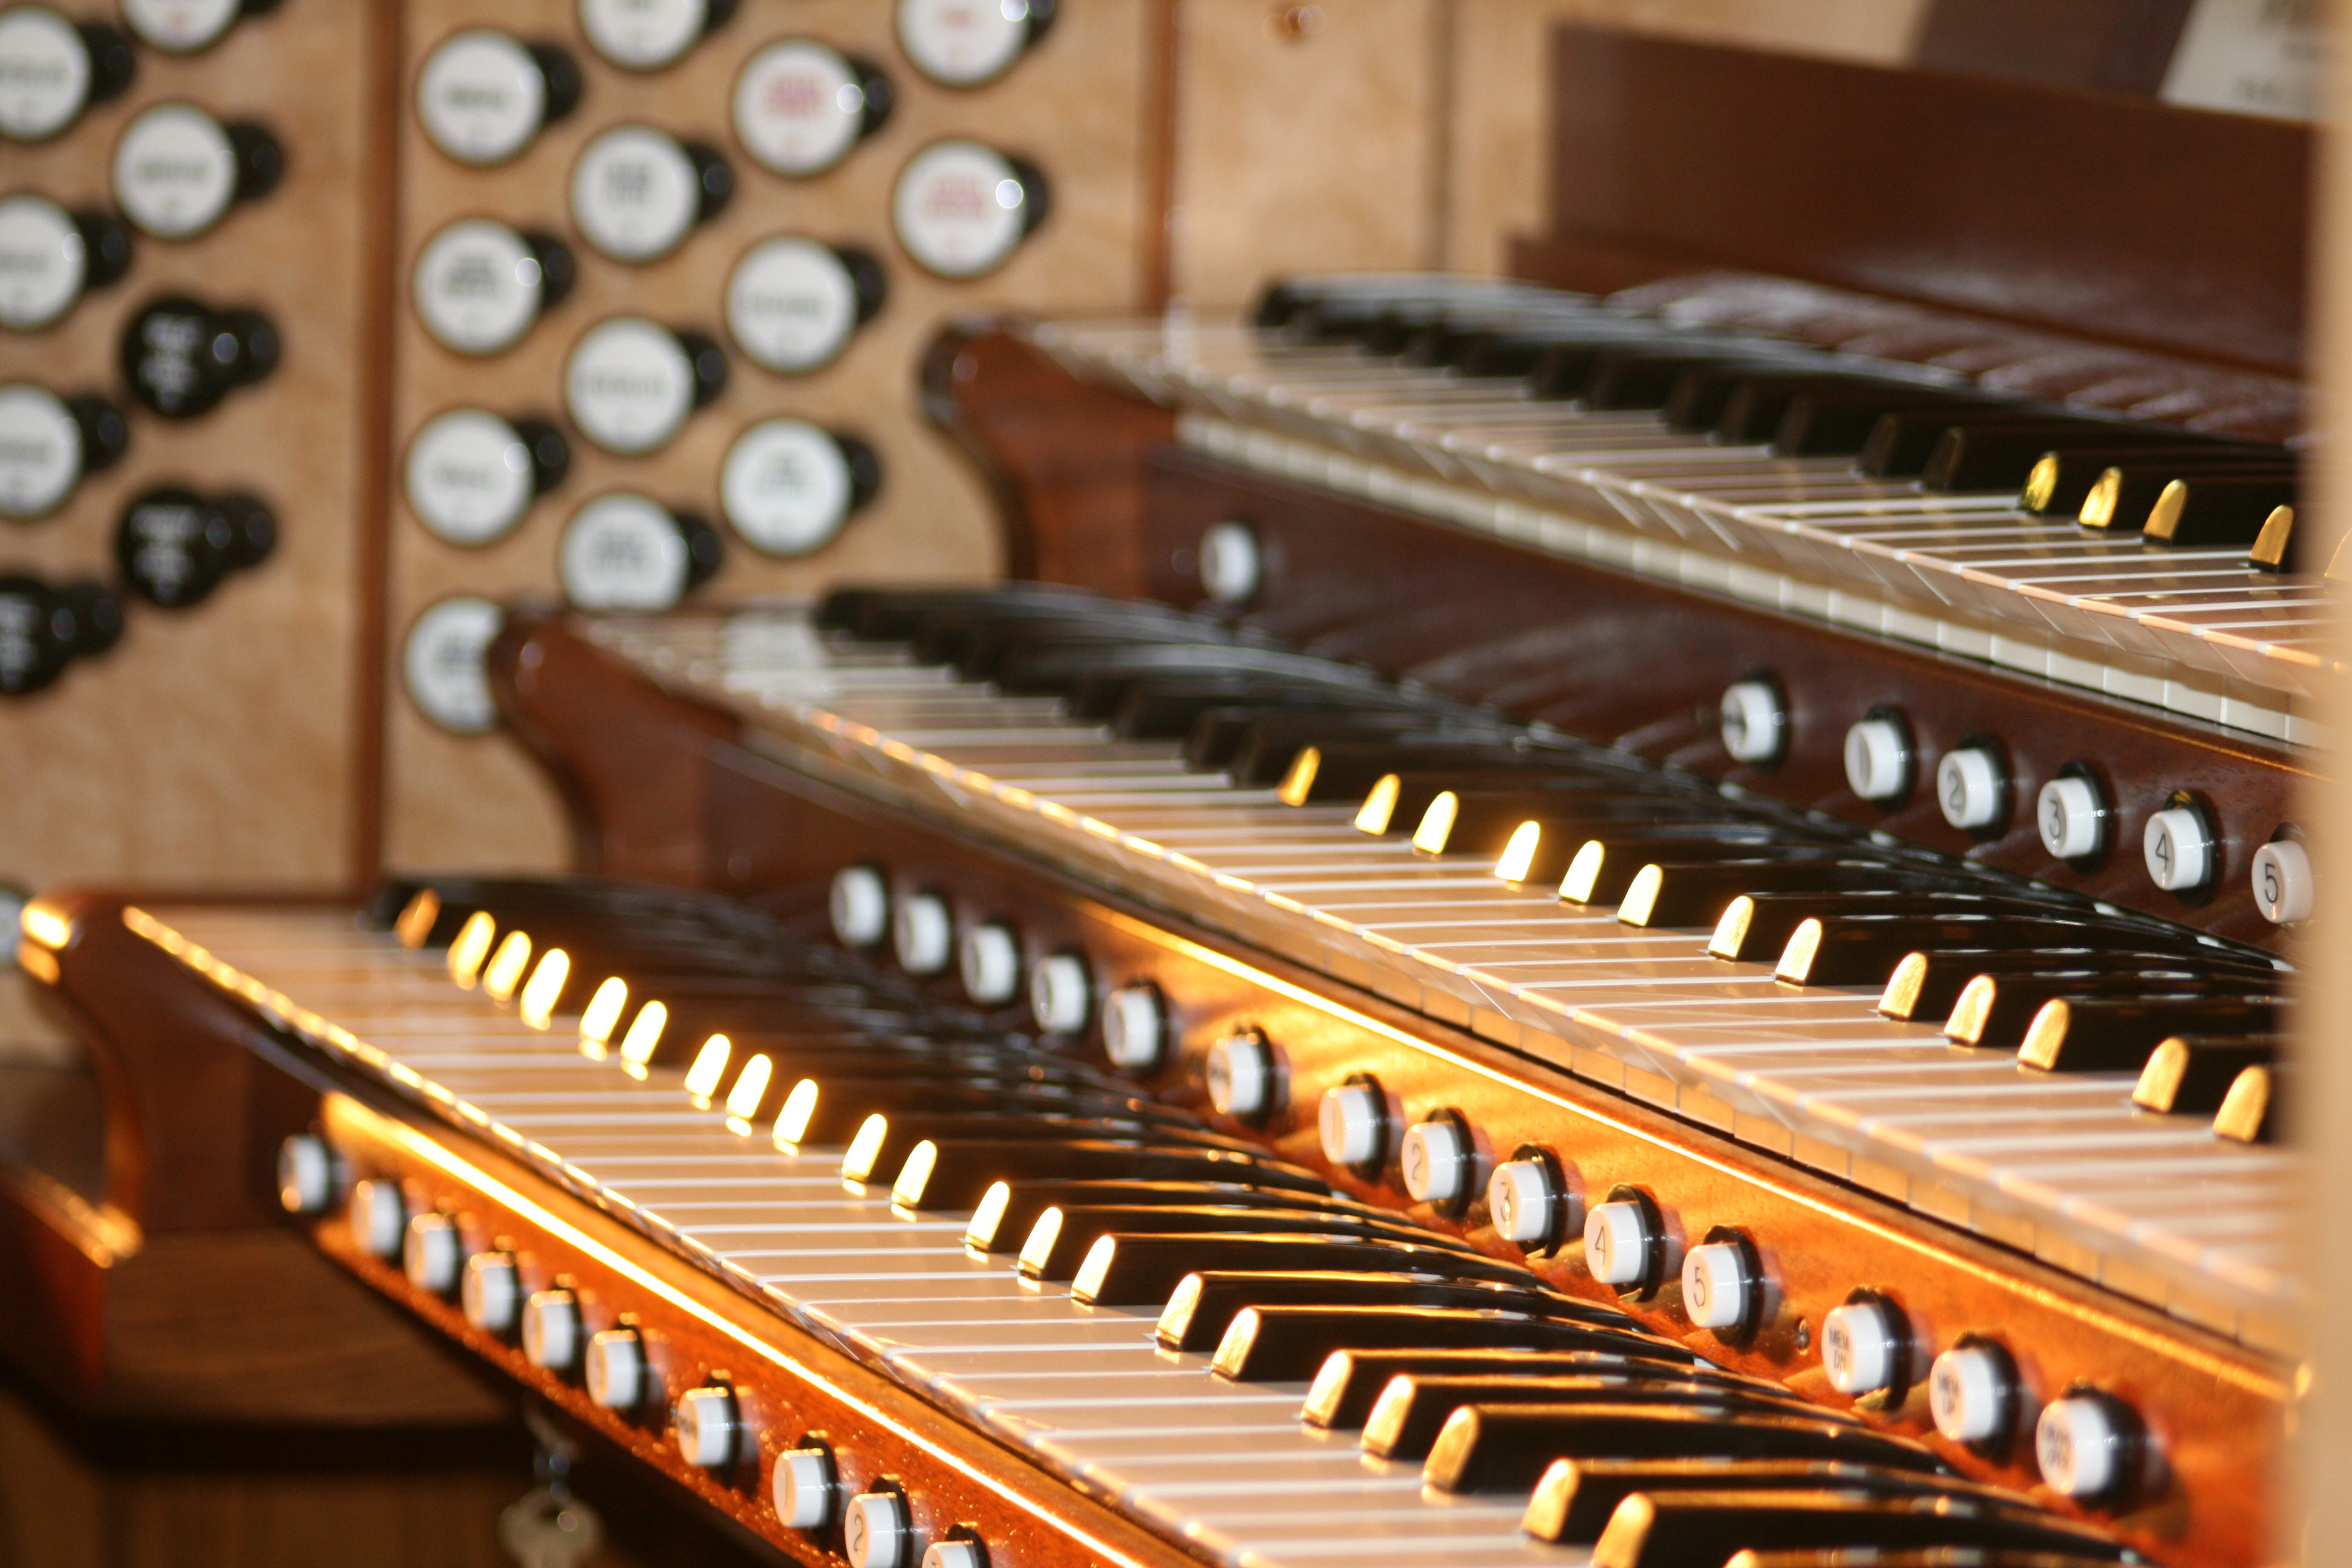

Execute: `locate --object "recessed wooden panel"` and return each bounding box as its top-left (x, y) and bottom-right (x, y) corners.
top-left (382, 0), bottom-right (1160, 874)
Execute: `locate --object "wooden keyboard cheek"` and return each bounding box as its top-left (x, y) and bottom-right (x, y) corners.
top-left (312, 1093), bottom-right (1197, 1568)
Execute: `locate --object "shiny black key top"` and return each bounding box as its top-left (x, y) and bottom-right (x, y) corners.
top-left (2019, 995), bottom-right (2276, 1072)
top-left (1157, 1270), bottom-right (1633, 1353)
top-left (1423, 1405), bottom-right (1941, 1493)
top-left (1072, 1232), bottom-right (1531, 1307)
top-left (1591, 1489), bottom-right (2126, 1568)
top-left (1210, 1304), bottom-right (1675, 1382)
top-left (1524, 1459), bottom-right (2022, 1545)
top-left (1362, 1371), bottom-right (1825, 1458)
top-left (1304, 1346), bottom-right (1708, 1428)
top-left (889, 1139), bottom-right (1327, 1210)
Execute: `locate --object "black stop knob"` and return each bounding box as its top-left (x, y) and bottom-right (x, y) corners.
top-left (120, 297), bottom-right (280, 418)
top-left (117, 486), bottom-right (234, 606)
top-left (0, 576), bottom-right (69, 696)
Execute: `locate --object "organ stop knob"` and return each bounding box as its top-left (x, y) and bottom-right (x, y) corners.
top-left (414, 219), bottom-right (573, 356)
top-left (120, 0), bottom-right (282, 54)
top-left (417, 30), bottom-right (580, 165)
top-left (564, 317), bottom-right (727, 454)
top-left (725, 238), bottom-right (886, 374)
top-left (0, 194), bottom-right (131, 330)
top-left (570, 125), bottom-right (731, 263)
top-left (0, 8), bottom-right (134, 143)
top-left (720, 419), bottom-right (880, 558)
top-left (732, 39), bottom-right (892, 178)
top-left (557, 493), bottom-right (722, 611)
top-left (112, 103), bottom-right (282, 240)
top-left (405, 410), bottom-right (568, 546)
top-left (892, 140), bottom-right (1047, 280)
top-left (0, 384), bottom-right (125, 518)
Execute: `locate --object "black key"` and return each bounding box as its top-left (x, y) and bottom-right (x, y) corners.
top-left (774, 1077), bottom-right (1195, 1146)
top-left (1105, 679), bottom-right (1412, 740)
top-left (965, 1179), bottom-right (1351, 1253)
top-left (1423, 1405), bottom-right (1940, 1494)
top-left (1592, 1489), bottom-right (2126, 1568)
top-left (2132, 1035), bottom-right (2281, 1116)
top-left (996, 643), bottom-right (1382, 700)
top-left (1211, 1305), bottom-right (1677, 1383)
top-left (1407, 781), bottom-right (1713, 855)
top-left (1552, 828), bottom-right (1809, 904)
top-left (1771, 386), bottom-right (2001, 458)
top-left (2019, 996), bottom-right (2276, 1072)
top-left (1781, 917), bottom-right (2208, 990)
top-left (1581, 348), bottom-right (1818, 412)
top-left (1018, 1203), bottom-right (1462, 1281)
top-left (1157, 1271), bottom-right (1635, 1353)
top-left (1279, 740), bottom-right (1593, 808)
top-left (1707, 900), bottom-right (2112, 965)
top-left (840, 1113), bottom-right (1253, 1186)
top-left (1524, 1459), bottom-right (2020, 1545)
top-left (1227, 713), bottom-right (1508, 788)
top-left (2214, 1063), bottom-right (2282, 1143)
top-left (1362, 1373), bottom-right (1824, 1459)
top-left (1944, 972), bottom-right (2277, 1051)
top-left (888, 1139), bottom-right (1326, 1210)
top-left (1305, 1347), bottom-right (1715, 1429)
top-left (1857, 407), bottom-right (2121, 480)
top-left (2140, 476), bottom-right (2300, 547)
top-left (1618, 861), bottom-right (1988, 930)
top-left (2025, 451), bottom-right (2293, 521)
top-left (1716, 373), bottom-right (1957, 445)
top-left (1920, 424), bottom-right (2256, 494)
top-left (1072, 1233), bottom-right (1531, 1307)
top-left (1874, 947), bottom-right (2270, 1022)
top-left (821, 583), bottom-right (1128, 639)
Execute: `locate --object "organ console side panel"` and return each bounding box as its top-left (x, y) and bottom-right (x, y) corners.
top-left (0, 0), bottom-right (397, 892)
top-left (384, 0), bottom-right (1160, 875)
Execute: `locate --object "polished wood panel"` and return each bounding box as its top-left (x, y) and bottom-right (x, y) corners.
top-left (1512, 25), bottom-right (2310, 374)
top-left (1914, 0), bottom-right (2198, 95)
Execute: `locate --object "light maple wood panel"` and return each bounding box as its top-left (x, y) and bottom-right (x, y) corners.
top-left (0, 2), bottom-right (392, 895)
top-left (384, 0), bottom-right (1158, 872)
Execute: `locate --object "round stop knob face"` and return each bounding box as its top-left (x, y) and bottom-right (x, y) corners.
top-left (121, 0), bottom-right (240, 53)
top-left (0, 383), bottom-right (82, 518)
top-left (565, 318), bottom-right (695, 454)
top-left (828, 865), bottom-right (889, 947)
top-left (414, 219), bottom-right (545, 355)
top-left (402, 595), bottom-right (504, 734)
top-left (0, 8), bottom-right (93, 143)
top-left (0, 194), bottom-right (87, 330)
top-left (560, 492), bottom-right (691, 610)
top-left (418, 30), bottom-right (549, 165)
top-left (893, 140), bottom-right (1030, 279)
top-left (721, 418), bottom-right (855, 557)
top-left (114, 102), bottom-right (239, 239)
top-left (898, 0), bottom-right (1033, 85)
top-left (571, 125), bottom-right (702, 262)
top-left (726, 237), bottom-right (862, 373)
top-left (405, 409), bottom-right (534, 546)
top-left (578, 0), bottom-right (708, 71)
top-left (732, 40), bottom-right (866, 177)
top-left (1821, 1300), bottom-right (1900, 1394)
top-left (118, 486), bottom-right (232, 607)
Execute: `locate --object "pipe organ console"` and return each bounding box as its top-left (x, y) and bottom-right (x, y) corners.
top-left (2, 13), bottom-right (2339, 1568)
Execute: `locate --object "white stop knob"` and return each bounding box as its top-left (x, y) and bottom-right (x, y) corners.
top-left (1843, 717), bottom-right (1912, 802)
top-left (1488, 1158), bottom-right (1567, 1246)
top-left (958, 920), bottom-right (1021, 1004)
top-left (1318, 1082), bottom-right (1385, 1166)
top-left (829, 866), bottom-right (889, 947)
top-left (1935, 746), bottom-right (2004, 830)
top-left (1102, 983), bottom-right (1165, 1070)
top-left (586, 1328), bottom-right (645, 1410)
top-left (277, 1134), bottom-right (335, 1215)
top-left (1930, 1344), bottom-right (2010, 1443)
top-left (1583, 1200), bottom-right (1653, 1288)
top-left (1680, 1241), bottom-right (1753, 1331)
top-left (1821, 1299), bottom-right (1900, 1394)
top-left (845, 1491), bottom-right (910, 1568)
top-left (923, 1543), bottom-right (984, 1568)
top-left (1198, 520), bottom-right (1261, 606)
top-left (462, 1252), bottom-right (520, 1332)
top-left (1205, 1033), bottom-right (1275, 1118)
top-left (1719, 679), bottom-right (1785, 764)
top-left (1029, 952), bottom-right (1089, 1034)
top-left (2037, 776), bottom-right (2103, 859)
top-left (2145, 806), bottom-right (2212, 892)
top-left (349, 1178), bottom-right (405, 1258)
top-left (892, 893), bottom-right (951, 974)
top-left (2037, 1394), bottom-right (2125, 1498)
top-left (674, 1385), bottom-right (739, 1469)
top-left (403, 1213), bottom-right (462, 1294)
top-left (522, 1290), bottom-right (580, 1369)
top-left (773, 1448), bottom-right (834, 1529)
top-left (2252, 840), bottom-right (2314, 924)
top-left (1400, 1120), bottom-right (1471, 1203)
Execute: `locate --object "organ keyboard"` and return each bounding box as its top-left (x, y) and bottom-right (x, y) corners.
top-left (21, 270), bottom-right (2322, 1568)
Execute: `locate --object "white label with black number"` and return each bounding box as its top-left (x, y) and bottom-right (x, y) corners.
top-left (0, 7), bottom-right (87, 142)
top-left (113, 102), bottom-right (237, 239)
top-left (405, 409), bottom-right (533, 546)
top-left (577, 0), bottom-right (705, 71)
top-left (403, 595), bottom-right (504, 735)
top-left (417, 30), bottom-right (547, 166)
top-left (570, 124), bottom-right (699, 262)
top-left (414, 218), bottom-right (543, 355)
top-left (725, 237), bottom-right (857, 373)
top-left (0, 192), bottom-right (84, 329)
top-left (560, 492), bottom-right (687, 609)
top-left (897, 0), bottom-right (1030, 86)
top-left (722, 418), bottom-right (851, 557)
top-left (893, 139), bottom-right (1025, 279)
top-left (733, 40), bottom-right (864, 177)
top-left (565, 316), bottom-right (693, 454)
top-left (120, 0), bottom-right (238, 53)
top-left (0, 381), bottom-right (79, 517)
